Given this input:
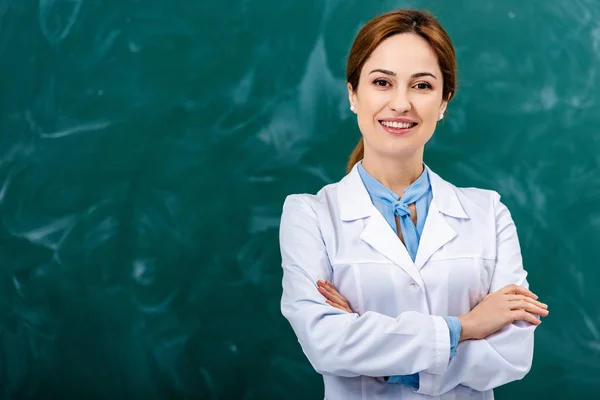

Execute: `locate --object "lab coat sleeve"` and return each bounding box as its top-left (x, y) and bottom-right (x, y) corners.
top-left (415, 193), bottom-right (536, 396)
top-left (279, 195), bottom-right (451, 378)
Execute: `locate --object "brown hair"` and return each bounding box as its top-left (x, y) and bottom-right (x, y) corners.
top-left (345, 9), bottom-right (457, 173)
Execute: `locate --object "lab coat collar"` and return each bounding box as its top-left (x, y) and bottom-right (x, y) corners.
top-left (338, 162), bottom-right (469, 222)
top-left (338, 162), bottom-right (470, 281)
top-left (426, 166), bottom-right (469, 220)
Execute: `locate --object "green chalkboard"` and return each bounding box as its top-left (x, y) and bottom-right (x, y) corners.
top-left (1, 0), bottom-right (599, 398)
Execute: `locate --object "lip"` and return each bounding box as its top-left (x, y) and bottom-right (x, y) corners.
top-left (379, 117), bottom-right (418, 123)
top-left (378, 118), bottom-right (418, 135)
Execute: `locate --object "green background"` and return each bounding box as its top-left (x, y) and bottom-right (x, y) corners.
top-left (1, 0), bottom-right (599, 398)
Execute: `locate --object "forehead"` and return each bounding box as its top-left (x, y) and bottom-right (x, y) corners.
top-left (361, 33), bottom-right (441, 78)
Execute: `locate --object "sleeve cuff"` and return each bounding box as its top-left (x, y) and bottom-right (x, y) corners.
top-left (386, 373), bottom-right (419, 389)
top-left (414, 371), bottom-right (438, 395)
top-left (442, 316), bottom-right (462, 359)
top-left (422, 315), bottom-right (451, 375)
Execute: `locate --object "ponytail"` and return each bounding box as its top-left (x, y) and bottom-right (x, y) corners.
top-left (346, 137), bottom-right (364, 173)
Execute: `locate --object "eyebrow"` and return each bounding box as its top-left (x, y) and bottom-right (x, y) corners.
top-left (369, 69), bottom-right (437, 80)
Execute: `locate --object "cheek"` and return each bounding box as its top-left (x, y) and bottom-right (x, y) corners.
top-left (356, 88), bottom-right (387, 114)
top-left (356, 107), bottom-right (378, 128)
top-left (418, 100), bottom-right (443, 122)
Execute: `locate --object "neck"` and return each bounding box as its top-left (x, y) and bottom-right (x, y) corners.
top-left (361, 150), bottom-right (424, 196)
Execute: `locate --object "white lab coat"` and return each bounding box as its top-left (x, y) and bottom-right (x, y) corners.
top-left (279, 163), bottom-right (536, 400)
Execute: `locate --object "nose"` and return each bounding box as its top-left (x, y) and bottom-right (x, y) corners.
top-left (388, 88), bottom-right (411, 113)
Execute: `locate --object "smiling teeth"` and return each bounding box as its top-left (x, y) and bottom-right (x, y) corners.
top-left (381, 121), bottom-right (413, 129)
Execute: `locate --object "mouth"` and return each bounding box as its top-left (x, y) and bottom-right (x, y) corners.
top-left (379, 120), bottom-right (418, 134)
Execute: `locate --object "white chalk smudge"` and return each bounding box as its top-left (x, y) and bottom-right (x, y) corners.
top-left (132, 258), bottom-right (156, 286)
top-left (200, 367), bottom-right (217, 400)
top-left (39, 0), bottom-right (83, 46)
top-left (540, 85), bottom-right (558, 110)
top-left (128, 41), bottom-right (141, 53)
top-left (233, 68), bottom-right (255, 105)
top-left (40, 120), bottom-right (112, 139)
top-left (592, 23), bottom-right (600, 52)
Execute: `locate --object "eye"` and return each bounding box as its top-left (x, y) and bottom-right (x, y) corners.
top-left (373, 79), bottom-right (391, 87)
top-left (414, 82), bottom-right (432, 90)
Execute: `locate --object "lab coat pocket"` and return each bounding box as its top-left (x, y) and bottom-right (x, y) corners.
top-left (329, 263), bottom-right (362, 314)
top-left (331, 261), bottom-right (405, 318)
top-left (478, 257), bottom-right (495, 295)
top-left (465, 257), bottom-right (495, 311)
top-left (421, 256), bottom-right (492, 316)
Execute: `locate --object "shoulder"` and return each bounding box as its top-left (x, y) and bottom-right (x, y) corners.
top-left (454, 185), bottom-right (501, 209)
top-left (428, 166), bottom-right (507, 220)
top-left (428, 166), bottom-right (501, 210)
top-left (442, 178), bottom-right (512, 224)
top-left (281, 180), bottom-right (341, 215)
top-left (279, 180), bottom-right (344, 246)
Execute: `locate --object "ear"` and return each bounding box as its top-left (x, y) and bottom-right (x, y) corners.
top-left (439, 93), bottom-right (451, 117)
top-left (439, 101), bottom-right (448, 115)
top-left (347, 82), bottom-right (357, 113)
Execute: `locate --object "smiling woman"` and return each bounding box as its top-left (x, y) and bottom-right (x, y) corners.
top-left (348, 33), bottom-right (446, 176)
top-left (279, 9), bottom-right (549, 400)
top-left (345, 11), bottom-right (455, 177)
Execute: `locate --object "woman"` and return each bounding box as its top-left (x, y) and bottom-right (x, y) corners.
top-left (279, 9), bottom-right (548, 400)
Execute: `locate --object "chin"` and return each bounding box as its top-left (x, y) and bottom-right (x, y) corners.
top-left (372, 146), bottom-right (423, 161)
top-left (368, 138), bottom-right (423, 157)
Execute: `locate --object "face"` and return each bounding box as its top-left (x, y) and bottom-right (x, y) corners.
top-left (348, 33), bottom-right (449, 161)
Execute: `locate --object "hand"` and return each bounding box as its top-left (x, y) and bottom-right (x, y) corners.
top-left (458, 284), bottom-right (549, 341)
top-left (317, 280), bottom-right (353, 313)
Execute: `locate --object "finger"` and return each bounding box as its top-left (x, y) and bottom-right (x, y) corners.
top-left (499, 284), bottom-right (534, 298)
top-left (317, 280), bottom-right (337, 295)
top-left (325, 281), bottom-right (342, 294)
top-left (321, 282), bottom-right (350, 306)
top-left (321, 281), bottom-right (352, 311)
top-left (326, 300), bottom-right (352, 313)
top-left (502, 284), bottom-right (537, 298)
top-left (317, 285), bottom-right (340, 303)
top-left (318, 286), bottom-right (351, 311)
top-left (317, 280), bottom-right (330, 292)
top-left (325, 298), bottom-right (346, 310)
top-left (508, 295), bottom-right (548, 309)
top-left (512, 310), bottom-right (542, 325)
top-left (501, 284), bottom-right (538, 299)
top-left (510, 300), bottom-right (549, 317)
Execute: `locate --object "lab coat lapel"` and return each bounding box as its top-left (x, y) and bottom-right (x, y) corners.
top-left (338, 164), bottom-right (425, 290)
top-left (414, 200), bottom-right (457, 269)
top-left (414, 166), bottom-right (469, 269)
top-left (360, 212), bottom-right (425, 290)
